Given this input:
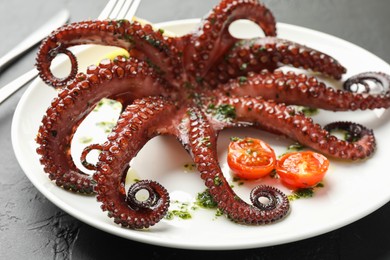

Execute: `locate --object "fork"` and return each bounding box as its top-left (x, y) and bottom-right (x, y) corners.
top-left (0, 0), bottom-right (141, 104)
top-left (99, 0), bottom-right (141, 20)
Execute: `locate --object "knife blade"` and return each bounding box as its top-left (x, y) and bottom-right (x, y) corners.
top-left (0, 9), bottom-right (70, 72)
top-left (0, 69), bottom-right (38, 104)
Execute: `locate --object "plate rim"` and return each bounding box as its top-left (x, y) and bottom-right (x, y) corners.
top-left (11, 18), bottom-right (390, 250)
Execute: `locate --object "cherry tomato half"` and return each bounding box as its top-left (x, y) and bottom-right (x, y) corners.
top-left (227, 137), bottom-right (276, 179)
top-left (276, 151), bottom-right (329, 189)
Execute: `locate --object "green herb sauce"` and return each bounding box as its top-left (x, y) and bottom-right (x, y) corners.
top-left (198, 136), bottom-right (211, 147)
top-left (215, 208), bottom-right (224, 217)
top-left (195, 189), bottom-right (218, 209)
top-left (287, 143), bottom-right (304, 152)
top-left (183, 163), bottom-right (196, 172)
top-left (96, 121), bottom-right (116, 133)
top-left (279, 142), bottom-right (305, 158)
top-left (238, 76), bottom-right (248, 84)
top-left (294, 106), bottom-right (319, 117)
top-left (288, 183), bottom-right (324, 201)
top-left (213, 176), bottom-right (223, 186)
top-left (93, 98), bottom-right (122, 112)
top-left (240, 63), bottom-right (248, 71)
top-left (164, 201), bottom-right (193, 220)
top-left (230, 136), bottom-right (242, 142)
top-left (208, 104), bottom-right (236, 122)
top-left (232, 176), bottom-right (245, 186)
top-left (79, 136), bottom-right (93, 144)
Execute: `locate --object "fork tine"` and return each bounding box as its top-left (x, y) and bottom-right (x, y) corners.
top-left (97, 0), bottom-right (118, 20)
top-left (123, 0), bottom-right (141, 20)
top-left (98, 0), bottom-right (140, 21)
top-left (108, 0), bottom-right (126, 19)
top-left (117, 0), bottom-right (134, 19)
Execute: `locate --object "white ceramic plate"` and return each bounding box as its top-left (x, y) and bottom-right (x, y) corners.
top-left (12, 19), bottom-right (390, 250)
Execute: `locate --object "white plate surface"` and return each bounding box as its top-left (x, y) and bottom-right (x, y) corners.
top-left (12, 19), bottom-right (390, 250)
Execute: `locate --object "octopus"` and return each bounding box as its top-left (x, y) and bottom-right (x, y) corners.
top-left (35, 0), bottom-right (390, 229)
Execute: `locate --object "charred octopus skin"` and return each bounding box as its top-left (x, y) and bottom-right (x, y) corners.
top-left (36, 0), bottom-right (389, 229)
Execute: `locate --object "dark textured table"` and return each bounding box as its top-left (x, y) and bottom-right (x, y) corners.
top-left (1, 0), bottom-right (390, 259)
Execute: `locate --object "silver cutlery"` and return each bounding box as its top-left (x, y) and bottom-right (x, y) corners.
top-left (0, 10), bottom-right (70, 104)
top-left (0, 68), bottom-right (37, 104)
top-left (0, 0), bottom-right (141, 104)
top-left (0, 9), bottom-right (70, 72)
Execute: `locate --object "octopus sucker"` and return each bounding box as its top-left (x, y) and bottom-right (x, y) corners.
top-left (36, 57), bottom-right (170, 194)
top-left (206, 37), bottom-right (347, 87)
top-left (80, 143), bottom-right (103, 171)
top-left (94, 97), bottom-right (174, 229)
top-left (184, 107), bottom-right (290, 224)
top-left (211, 95), bottom-right (375, 160)
top-left (343, 71), bottom-right (390, 94)
top-left (219, 70), bottom-right (390, 111)
top-left (35, 0), bottom-right (390, 228)
top-left (181, 0), bottom-right (276, 78)
top-left (323, 121), bottom-right (376, 159)
top-left (36, 20), bottom-right (179, 89)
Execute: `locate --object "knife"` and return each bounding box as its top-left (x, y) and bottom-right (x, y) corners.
top-left (0, 69), bottom-right (37, 104)
top-left (0, 9), bottom-right (70, 72)
top-left (0, 9), bottom-right (69, 104)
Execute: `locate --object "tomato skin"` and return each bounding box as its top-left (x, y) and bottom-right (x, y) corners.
top-left (227, 138), bottom-right (276, 180)
top-left (276, 151), bottom-right (329, 189)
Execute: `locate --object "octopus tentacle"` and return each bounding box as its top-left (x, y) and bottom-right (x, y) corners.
top-left (80, 143), bottom-right (103, 171)
top-left (34, 0), bottom-right (389, 229)
top-left (250, 185), bottom-right (288, 212)
top-left (206, 37), bottom-right (347, 86)
top-left (182, 0), bottom-right (276, 78)
top-left (184, 106), bottom-right (289, 224)
top-left (220, 70), bottom-right (390, 111)
top-left (126, 180), bottom-right (167, 210)
top-left (36, 57), bottom-right (169, 194)
top-left (36, 20), bottom-right (180, 88)
top-left (343, 71), bottom-right (390, 94)
top-left (324, 121), bottom-right (373, 143)
top-left (94, 97), bottom-right (175, 228)
top-left (213, 95), bottom-right (375, 160)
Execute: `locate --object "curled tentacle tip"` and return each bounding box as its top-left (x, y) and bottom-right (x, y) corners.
top-left (250, 186), bottom-right (277, 210)
top-left (34, 0), bottom-right (386, 229)
top-left (37, 47), bottom-right (79, 89)
top-left (80, 143), bottom-right (103, 171)
top-left (324, 121), bottom-right (373, 142)
top-left (250, 185), bottom-right (290, 222)
top-left (126, 180), bottom-right (170, 211)
top-left (343, 71), bottom-right (390, 94)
